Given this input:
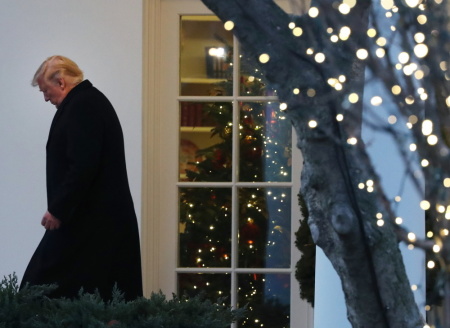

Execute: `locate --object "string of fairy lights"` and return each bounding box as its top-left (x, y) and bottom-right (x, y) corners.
top-left (179, 0), bottom-right (450, 323)
top-left (218, 0), bottom-right (449, 325)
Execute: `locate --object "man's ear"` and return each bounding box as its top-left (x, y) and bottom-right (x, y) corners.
top-left (57, 77), bottom-right (66, 89)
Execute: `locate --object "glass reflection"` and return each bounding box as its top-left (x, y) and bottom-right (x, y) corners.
top-left (239, 102), bottom-right (292, 182)
top-left (238, 273), bottom-right (290, 328)
top-left (179, 102), bottom-right (233, 182)
top-left (240, 49), bottom-right (277, 97)
top-left (239, 188), bottom-right (291, 268)
top-left (180, 16), bottom-right (233, 96)
top-left (179, 188), bottom-right (232, 267)
top-left (178, 273), bottom-right (231, 304)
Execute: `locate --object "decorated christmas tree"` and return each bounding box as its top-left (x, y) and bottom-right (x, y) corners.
top-left (178, 52), bottom-right (310, 327)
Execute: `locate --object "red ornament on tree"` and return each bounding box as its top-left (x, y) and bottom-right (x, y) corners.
top-left (240, 219), bottom-right (261, 244)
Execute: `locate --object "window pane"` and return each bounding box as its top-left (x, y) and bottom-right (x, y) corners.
top-left (239, 102), bottom-right (291, 182)
top-left (179, 101), bottom-right (232, 182)
top-left (238, 188), bottom-right (291, 268)
top-left (239, 49), bottom-right (277, 97)
top-left (178, 273), bottom-right (231, 304)
top-left (238, 273), bottom-right (290, 328)
top-left (180, 16), bottom-right (233, 96)
top-left (179, 188), bottom-right (232, 267)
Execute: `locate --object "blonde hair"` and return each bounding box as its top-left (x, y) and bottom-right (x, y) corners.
top-left (31, 55), bottom-right (84, 87)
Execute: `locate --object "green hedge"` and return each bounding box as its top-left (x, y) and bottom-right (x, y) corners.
top-left (0, 274), bottom-right (245, 328)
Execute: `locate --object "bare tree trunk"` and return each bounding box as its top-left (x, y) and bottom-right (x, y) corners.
top-left (291, 104), bottom-right (423, 327)
top-left (200, 0), bottom-right (425, 326)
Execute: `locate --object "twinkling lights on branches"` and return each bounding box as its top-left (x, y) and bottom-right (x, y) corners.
top-left (444, 178), bottom-right (450, 188)
top-left (186, 0), bottom-right (450, 321)
top-left (259, 53), bottom-right (270, 64)
top-left (420, 200), bottom-right (431, 210)
top-left (328, 76), bottom-right (346, 90)
top-left (315, 52), bottom-right (326, 63)
top-left (356, 49), bottom-right (369, 60)
top-left (417, 15), bottom-right (427, 24)
top-left (223, 20), bottom-right (234, 31)
top-left (308, 7), bottom-right (319, 17)
top-left (289, 22), bottom-right (304, 37)
top-left (308, 120), bottom-right (318, 128)
top-left (381, 0), bottom-right (394, 10)
top-left (347, 137), bottom-right (358, 145)
top-left (338, 3), bottom-right (351, 15)
top-left (339, 26), bottom-right (351, 40)
top-left (367, 28), bottom-right (377, 37)
top-left (370, 96), bottom-right (383, 106)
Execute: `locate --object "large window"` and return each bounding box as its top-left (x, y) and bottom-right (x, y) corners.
top-left (143, 2), bottom-right (312, 327)
top-left (177, 15), bottom-right (302, 328)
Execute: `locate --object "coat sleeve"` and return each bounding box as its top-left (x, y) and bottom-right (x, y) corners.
top-left (48, 98), bottom-right (104, 222)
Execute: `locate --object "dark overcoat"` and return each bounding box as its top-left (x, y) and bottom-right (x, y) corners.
top-left (21, 80), bottom-right (143, 301)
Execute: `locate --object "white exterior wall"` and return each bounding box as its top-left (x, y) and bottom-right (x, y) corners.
top-left (0, 0), bottom-right (142, 282)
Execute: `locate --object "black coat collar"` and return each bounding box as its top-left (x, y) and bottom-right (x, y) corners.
top-left (47, 80), bottom-right (93, 148)
top-left (57, 80), bottom-right (93, 110)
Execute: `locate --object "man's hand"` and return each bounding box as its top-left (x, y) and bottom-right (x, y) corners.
top-left (41, 211), bottom-right (61, 230)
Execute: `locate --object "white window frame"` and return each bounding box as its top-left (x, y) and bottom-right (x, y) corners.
top-left (142, 1), bottom-right (313, 327)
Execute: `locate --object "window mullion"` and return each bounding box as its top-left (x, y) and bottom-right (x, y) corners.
top-left (230, 34), bottom-right (240, 323)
